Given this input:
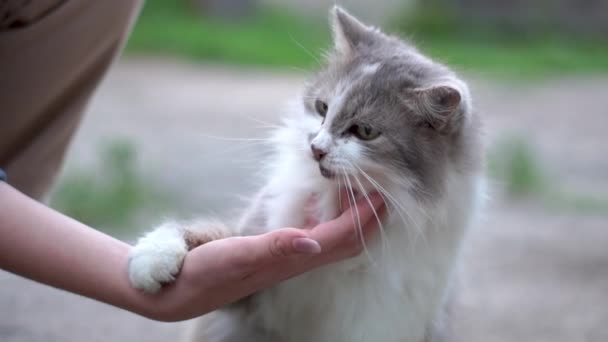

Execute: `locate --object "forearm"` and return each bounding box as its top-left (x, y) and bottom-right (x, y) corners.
top-left (0, 182), bottom-right (158, 318)
top-left (0, 181), bottom-right (384, 322)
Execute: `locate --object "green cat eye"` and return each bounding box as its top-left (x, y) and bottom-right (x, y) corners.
top-left (350, 124), bottom-right (381, 141)
top-left (315, 99), bottom-right (328, 117)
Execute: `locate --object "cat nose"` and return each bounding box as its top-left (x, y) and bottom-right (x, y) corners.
top-left (311, 144), bottom-right (327, 161)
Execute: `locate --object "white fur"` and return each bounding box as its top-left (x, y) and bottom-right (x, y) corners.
top-left (193, 99), bottom-right (482, 341)
top-left (129, 7), bottom-right (483, 340)
top-left (311, 128), bottom-right (333, 151)
top-left (361, 62), bottom-right (381, 75)
top-left (128, 222), bottom-right (187, 293)
top-left (129, 90), bottom-right (482, 341)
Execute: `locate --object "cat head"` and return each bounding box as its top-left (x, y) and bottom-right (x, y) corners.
top-left (302, 6), bottom-right (480, 199)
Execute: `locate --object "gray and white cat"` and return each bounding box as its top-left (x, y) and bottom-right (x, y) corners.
top-left (128, 7), bottom-right (484, 342)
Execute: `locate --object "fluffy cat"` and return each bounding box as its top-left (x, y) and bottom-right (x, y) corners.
top-left (128, 6), bottom-right (484, 342)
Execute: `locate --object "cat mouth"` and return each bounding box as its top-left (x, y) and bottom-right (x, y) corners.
top-left (319, 165), bottom-right (335, 179)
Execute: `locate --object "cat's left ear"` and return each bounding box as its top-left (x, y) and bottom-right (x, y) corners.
top-left (412, 85), bottom-right (464, 132)
top-left (331, 6), bottom-right (380, 55)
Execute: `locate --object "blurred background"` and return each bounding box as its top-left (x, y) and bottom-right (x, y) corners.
top-left (1, 0), bottom-right (607, 341)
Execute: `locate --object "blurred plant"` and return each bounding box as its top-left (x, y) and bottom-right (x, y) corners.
top-left (50, 139), bottom-right (171, 235)
top-left (488, 136), bottom-right (546, 196)
top-left (488, 136), bottom-right (608, 213)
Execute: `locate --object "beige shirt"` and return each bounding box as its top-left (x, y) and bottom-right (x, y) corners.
top-left (0, 0), bottom-right (141, 199)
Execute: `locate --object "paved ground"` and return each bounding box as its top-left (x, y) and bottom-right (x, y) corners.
top-left (1, 58), bottom-right (607, 341)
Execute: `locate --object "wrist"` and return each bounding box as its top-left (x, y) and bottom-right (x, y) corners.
top-left (115, 247), bottom-right (176, 321)
top-left (118, 247), bottom-right (198, 322)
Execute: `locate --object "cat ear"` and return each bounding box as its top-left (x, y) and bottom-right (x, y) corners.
top-left (331, 6), bottom-right (377, 55)
top-left (412, 85), bottom-right (463, 132)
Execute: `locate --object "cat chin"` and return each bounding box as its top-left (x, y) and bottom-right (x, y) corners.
top-left (319, 165), bottom-right (335, 179)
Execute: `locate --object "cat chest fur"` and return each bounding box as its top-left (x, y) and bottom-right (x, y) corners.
top-left (246, 164), bottom-right (477, 342)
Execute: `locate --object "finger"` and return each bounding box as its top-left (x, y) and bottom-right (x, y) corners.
top-left (310, 192), bottom-right (384, 249)
top-left (360, 204), bottom-right (387, 240)
top-left (232, 228), bottom-right (322, 269)
top-left (329, 191), bottom-right (384, 232)
top-left (338, 188), bottom-right (350, 213)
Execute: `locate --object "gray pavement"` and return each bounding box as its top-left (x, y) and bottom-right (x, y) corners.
top-left (1, 58), bottom-right (607, 341)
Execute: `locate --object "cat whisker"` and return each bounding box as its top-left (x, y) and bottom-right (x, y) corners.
top-left (344, 164), bottom-right (418, 304)
top-left (199, 141), bottom-right (272, 162)
top-left (286, 66), bottom-right (312, 74)
top-left (236, 113), bottom-right (282, 130)
top-left (351, 166), bottom-right (404, 222)
top-left (339, 171), bottom-right (357, 237)
top-left (383, 172), bottom-right (437, 230)
top-left (337, 175), bottom-right (343, 212)
top-left (348, 167), bottom-right (390, 265)
top-left (319, 48), bottom-right (333, 63)
top-left (350, 163), bottom-right (428, 248)
top-left (198, 133), bottom-right (274, 143)
top-left (341, 166), bottom-right (376, 267)
top-left (288, 33), bottom-right (322, 67)
top-left (343, 170), bottom-right (362, 238)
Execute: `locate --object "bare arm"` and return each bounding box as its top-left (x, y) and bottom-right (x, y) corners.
top-left (0, 182), bottom-right (383, 321)
top-left (0, 182), bottom-right (152, 315)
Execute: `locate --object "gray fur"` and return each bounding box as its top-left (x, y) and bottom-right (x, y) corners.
top-left (189, 6), bottom-right (482, 342)
top-left (303, 7), bottom-right (481, 202)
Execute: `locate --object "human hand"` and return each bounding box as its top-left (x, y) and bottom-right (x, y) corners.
top-left (146, 192), bottom-right (384, 321)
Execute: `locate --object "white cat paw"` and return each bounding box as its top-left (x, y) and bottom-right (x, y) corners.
top-left (128, 224), bottom-right (188, 294)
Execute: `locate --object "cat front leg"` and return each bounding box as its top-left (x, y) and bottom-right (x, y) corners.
top-left (128, 220), bottom-right (231, 293)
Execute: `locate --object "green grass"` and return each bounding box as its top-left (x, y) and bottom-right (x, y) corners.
top-left (50, 139), bottom-right (173, 236)
top-left (411, 38), bottom-right (608, 78)
top-left (390, 1), bottom-right (608, 78)
top-left (127, 1), bottom-right (329, 69)
top-left (126, 1), bottom-right (608, 77)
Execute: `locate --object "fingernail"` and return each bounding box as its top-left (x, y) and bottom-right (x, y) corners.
top-left (292, 238), bottom-right (322, 254)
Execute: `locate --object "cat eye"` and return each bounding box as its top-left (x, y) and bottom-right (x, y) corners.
top-left (349, 124), bottom-right (381, 141)
top-left (315, 100), bottom-right (328, 117)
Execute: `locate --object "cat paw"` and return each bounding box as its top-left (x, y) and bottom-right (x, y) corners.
top-left (128, 223), bottom-right (188, 294)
